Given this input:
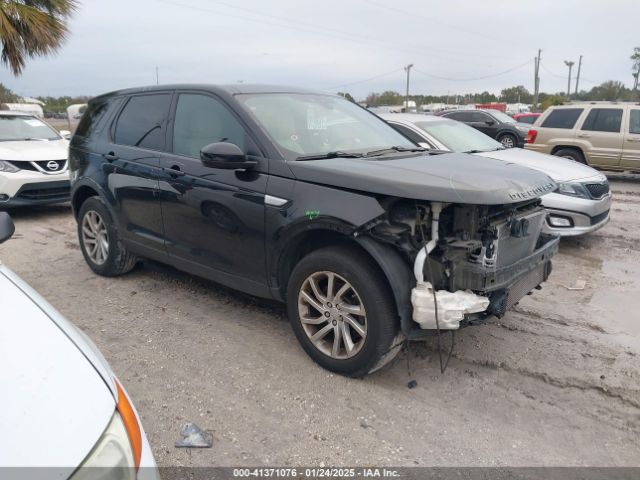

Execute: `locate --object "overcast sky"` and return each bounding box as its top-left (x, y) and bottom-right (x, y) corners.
top-left (1, 0), bottom-right (638, 100)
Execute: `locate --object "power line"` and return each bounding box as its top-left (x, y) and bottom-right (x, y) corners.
top-left (155, 0), bottom-right (522, 65)
top-left (320, 68), bottom-right (404, 91)
top-left (413, 60), bottom-right (532, 82)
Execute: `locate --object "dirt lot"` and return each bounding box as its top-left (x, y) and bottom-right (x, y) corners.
top-left (2, 175), bottom-right (640, 467)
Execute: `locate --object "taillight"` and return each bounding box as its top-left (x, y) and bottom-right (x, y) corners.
top-left (526, 129), bottom-right (538, 144)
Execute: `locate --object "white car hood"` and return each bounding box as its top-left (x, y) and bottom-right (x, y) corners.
top-left (0, 265), bottom-right (116, 472)
top-left (0, 139), bottom-right (68, 161)
top-left (474, 148), bottom-right (606, 183)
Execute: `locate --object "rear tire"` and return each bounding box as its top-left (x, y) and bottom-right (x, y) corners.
top-left (553, 148), bottom-right (586, 164)
top-left (77, 196), bottom-right (138, 277)
top-left (286, 246), bottom-right (401, 377)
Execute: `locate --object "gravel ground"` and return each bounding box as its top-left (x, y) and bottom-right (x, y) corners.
top-left (2, 175), bottom-right (640, 468)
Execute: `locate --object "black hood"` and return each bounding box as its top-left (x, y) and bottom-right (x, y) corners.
top-left (288, 152), bottom-right (556, 205)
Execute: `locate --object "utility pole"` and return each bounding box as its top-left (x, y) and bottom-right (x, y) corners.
top-left (574, 55), bottom-right (582, 95)
top-left (404, 64), bottom-right (413, 112)
top-left (533, 49), bottom-right (541, 111)
top-left (564, 60), bottom-right (575, 98)
top-left (633, 71), bottom-right (639, 91)
top-left (156, 66), bottom-right (159, 85)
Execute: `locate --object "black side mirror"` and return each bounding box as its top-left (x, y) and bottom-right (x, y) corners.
top-left (200, 142), bottom-right (258, 170)
top-left (0, 212), bottom-right (15, 244)
top-left (485, 120), bottom-right (495, 126)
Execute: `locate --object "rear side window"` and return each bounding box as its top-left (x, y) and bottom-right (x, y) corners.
top-left (75, 97), bottom-right (121, 139)
top-left (580, 108), bottom-right (623, 133)
top-left (389, 123), bottom-right (429, 146)
top-left (629, 110), bottom-right (640, 134)
top-left (114, 94), bottom-right (172, 150)
top-left (446, 111), bottom-right (473, 122)
top-left (541, 108), bottom-right (583, 129)
top-left (470, 111), bottom-right (489, 122)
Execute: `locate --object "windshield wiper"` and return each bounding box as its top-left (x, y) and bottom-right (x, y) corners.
top-left (364, 146), bottom-right (426, 157)
top-left (296, 151), bottom-right (364, 161)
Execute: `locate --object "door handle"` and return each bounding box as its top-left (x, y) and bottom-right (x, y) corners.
top-left (627, 137), bottom-right (640, 142)
top-left (577, 133), bottom-right (591, 138)
top-left (165, 165), bottom-right (186, 177)
top-left (103, 152), bottom-right (119, 162)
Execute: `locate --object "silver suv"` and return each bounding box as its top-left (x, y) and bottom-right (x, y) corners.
top-left (525, 102), bottom-right (640, 172)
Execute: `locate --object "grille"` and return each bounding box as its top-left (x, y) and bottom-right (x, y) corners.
top-left (7, 161), bottom-right (37, 171)
top-left (17, 184), bottom-right (70, 200)
top-left (585, 182), bottom-right (609, 199)
top-left (6, 159), bottom-right (67, 172)
top-left (590, 210), bottom-right (609, 226)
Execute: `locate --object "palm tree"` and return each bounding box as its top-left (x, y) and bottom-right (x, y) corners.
top-left (0, 0), bottom-right (78, 75)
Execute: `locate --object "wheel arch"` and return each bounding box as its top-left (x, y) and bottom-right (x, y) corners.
top-left (275, 227), bottom-right (415, 337)
top-left (550, 144), bottom-right (585, 157)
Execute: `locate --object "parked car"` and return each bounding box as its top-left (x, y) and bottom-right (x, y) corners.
top-left (525, 102), bottom-right (640, 172)
top-left (512, 112), bottom-right (541, 124)
top-left (437, 108), bottom-right (530, 148)
top-left (69, 85), bottom-right (559, 377)
top-left (0, 212), bottom-right (158, 478)
top-left (381, 113), bottom-right (611, 236)
top-left (0, 111), bottom-right (71, 208)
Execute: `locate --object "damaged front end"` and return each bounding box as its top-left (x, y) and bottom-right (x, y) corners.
top-left (364, 198), bottom-right (559, 336)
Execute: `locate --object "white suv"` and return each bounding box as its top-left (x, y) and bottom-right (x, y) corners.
top-left (0, 112), bottom-right (70, 207)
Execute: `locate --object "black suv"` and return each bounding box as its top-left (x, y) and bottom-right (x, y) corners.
top-left (69, 85), bottom-right (559, 377)
top-left (438, 108), bottom-right (530, 148)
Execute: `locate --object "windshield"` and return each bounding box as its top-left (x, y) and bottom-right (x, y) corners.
top-left (0, 115), bottom-right (61, 141)
top-left (237, 93), bottom-right (414, 160)
top-left (416, 120), bottom-right (503, 153)
top-left (485, 109), bottom-right (516, 124)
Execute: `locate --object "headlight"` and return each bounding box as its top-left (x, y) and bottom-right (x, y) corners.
top-left (0, 160), bottom-right (19, 173)
top-left (556, 182), bottom-right (590, 199)
top-left (70, 412), bottom-right (136, 480)
top-left (71, 379), bottom-right (142, 480)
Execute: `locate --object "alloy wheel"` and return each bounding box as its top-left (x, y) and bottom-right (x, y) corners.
top-left (81, 210), bottom-right (109, 265)
top-left (297, 271), bottom-right (367, 359)
top-left (500, 136), bottom-right (515, 148)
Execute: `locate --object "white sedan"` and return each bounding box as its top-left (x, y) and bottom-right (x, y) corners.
top-left (0, 212), bottom-right (158, 479)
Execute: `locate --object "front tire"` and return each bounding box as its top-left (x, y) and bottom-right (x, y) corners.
top-left (77, 196), bottom-right (138, 277)
top-left (286, 246), bottom-right (401, 377)
top-left (498, 133), bottom-right (518, 148)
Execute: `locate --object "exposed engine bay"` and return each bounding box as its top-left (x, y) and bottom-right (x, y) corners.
top-left (367, 197), bottom-right (559, 332)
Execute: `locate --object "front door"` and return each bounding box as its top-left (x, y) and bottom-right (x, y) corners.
top-left (158, 92), bottom-right (268, 294)
top-left (621, 108), bottom-right (640, 171)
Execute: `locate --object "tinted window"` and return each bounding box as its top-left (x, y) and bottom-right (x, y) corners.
top-left (75, 97), bottom-right (120, 139)
top-left (114, 94), bottom-right (172, 150)
top-left (470, 111), bottom-right (490, 123)
top-left (581, 108), bottom-right (623, 133)
top-left (446, 111), bottom-right (473, 122)
top-left (517, 115), bottom-right (537, 124)
top-left (630, 110), bottom-right (640, 134)
top-left (173, 94), bottom-right (246, 159)
top-left (389, 122), bottom-right (430, 146)
top-left (541, 108), bottom-right (583, 129)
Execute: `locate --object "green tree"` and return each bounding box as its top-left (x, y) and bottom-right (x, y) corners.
top-left (588, 80), bottom-right (627, 101)
top-left (0, 82), bottom-right (18, 102)
top-left (540, 95), bottom-right (565, 111)
top-left (499, 85), bottom-right (533, 104)
top-left (0, 0), bottom-right (78, 75)
top-left (631, 47), bottom-right (640, 90)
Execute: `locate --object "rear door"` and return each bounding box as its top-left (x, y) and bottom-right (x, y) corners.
top-left (106, 93), bottom-right (171, 257)
top-left (469, 111), bottom-right (498, 138)
top-left (158, 91), bottom-right (269, 294)
top-left (576, 107), bottom-right (624, 168)
top-left (621, 107), bottom-right (640, 171)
